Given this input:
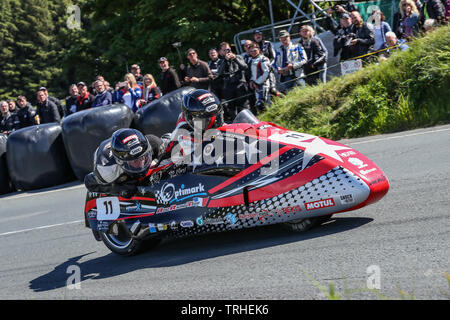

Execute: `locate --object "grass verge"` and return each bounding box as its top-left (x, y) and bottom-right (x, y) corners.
top-left (260, 26), bottom-right (450, 140)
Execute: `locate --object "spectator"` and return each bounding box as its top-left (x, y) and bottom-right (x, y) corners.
top-left (158, 57), bottom-right (182, 95)
top-left (395, 0), bottom-right (420, 40)
top-left (394, 1), bottom-right (424, 32)
top-left (217, 41), bottom-right (250, 121)
top-left (131, 64), bottom-right (144, 85)
top-left (114, 73), bottom-right (142, 112)
top-left (423, 0), bottom-right (446, 25)
top-left (16, 96), bottom-right (36, 129)
top-left (239, 40), bottom-right (257, 110)
top-left (36, 88), bottom-right (61, 124)
top-left (298, 25), bottom-right (327, 85)
top-left (253, 30), bottom-right (276, 63)
top-left (92, 80), bottom-right (113, 108)
top-left (207, 48), bottom-right (223, 99)
top-left (248, 43), bottom-right (271, 113)
top-left (7, 99), bottom-right (17, 114)
top-left (39, 87), bottom-right (66, 118)
top-left (253, 29), bottom-right (279, 97)
top-left (380, 31), bottom-right (410, 59)
top-left (180, 48), bottom-right (213, 90)
top-left (76, 82), bottom-right (94, 111)
top-left (140, 74), bottom-right (162, 105)
top-left (333, 1), bottom-right (359, 16)
top-left (349, 11), bottom-right (375, 58)
top-left (327, 12), bottom-right (355, 62)
top-left (65, 84), bottom-right (79, 115)
top-left (240, 40), bottom-right (254, 66)
top-left (446, 0), bottom-right (450, 23)
top-left (424, 18), bottom-right (438, 31)
top-left (0, 100), bottom-right (20, 135)
top-left (273, 30), bottom-right (307, 93)
top-left (370, 10), bottom-right (392, 50)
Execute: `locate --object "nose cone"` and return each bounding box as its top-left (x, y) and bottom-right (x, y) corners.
top-left (322, 139), bottom-right (390, 209)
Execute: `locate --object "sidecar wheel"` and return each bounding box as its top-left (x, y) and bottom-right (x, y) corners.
top-left (283, 215), bottom-right (333, 233)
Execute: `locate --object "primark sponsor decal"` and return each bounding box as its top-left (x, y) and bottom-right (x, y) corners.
top-left (156, 182), bottom-right (206, 204)
top-left (305, 198), bottom-right (335, 211)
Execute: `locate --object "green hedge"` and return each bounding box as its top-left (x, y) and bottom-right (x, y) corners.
top-left (260, 26), bottom-right (450, 139)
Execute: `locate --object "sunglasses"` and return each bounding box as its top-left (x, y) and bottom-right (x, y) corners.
top-left (250, 49), bottom-right (258, 53)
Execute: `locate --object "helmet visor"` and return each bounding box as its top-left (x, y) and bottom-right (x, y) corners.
top-left (122, 150), bottom-right (152, 174)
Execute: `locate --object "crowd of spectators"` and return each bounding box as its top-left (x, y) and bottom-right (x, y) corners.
top-left (1, 0), bottom-right (448, 135)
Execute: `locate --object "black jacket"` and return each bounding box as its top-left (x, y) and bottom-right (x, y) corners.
top-left (36, 99), bottom-right (61, 124)
top-left (298, 38), bottom-right (327, 71)
top-left (0, 112), bottom-right (21, 135)
top-left (349, 22), bottom-right (375, 58)
top-left (16, 103), bottom-right (36, 128)
top-left (425, 0), bottom-right (446, 22)
top-left (217, 54), bottom-right (248, 88)
top-left (160, 67), bottom-right (182, 95)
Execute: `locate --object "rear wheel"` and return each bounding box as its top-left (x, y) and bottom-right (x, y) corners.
top-left (283, 214), bottom-right (333, 233)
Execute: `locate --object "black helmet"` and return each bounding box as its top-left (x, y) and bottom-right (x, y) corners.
top-left (110, 128), bottom-right (152, 175)
top-left (181, 89), bottom-right (224, 131)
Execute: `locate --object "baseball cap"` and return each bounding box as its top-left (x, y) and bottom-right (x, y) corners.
top-left (253, 29), bottom-right (262, 34)
top-left (278, 30), bottom-right (290, 38)
top-left (340, 13), bottom-right (351, 19)
top-left (77, 81), bottom-right (86, 87)
top-left (38, 87), bottom-right (47, 91)
top-left (158, 57), bottom-right (168, 62)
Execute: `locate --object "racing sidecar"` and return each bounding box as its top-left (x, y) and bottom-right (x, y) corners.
top-left (83, 112), bottom-right (389, 256)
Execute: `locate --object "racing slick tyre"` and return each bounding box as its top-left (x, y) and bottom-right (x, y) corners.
top-left (283, 215), bottom-right (333, 233)
top-left (100, 223), bottom-right (160, 256)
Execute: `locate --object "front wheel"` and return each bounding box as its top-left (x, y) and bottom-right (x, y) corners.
top-left (100, 222), bottom-right (159, 256)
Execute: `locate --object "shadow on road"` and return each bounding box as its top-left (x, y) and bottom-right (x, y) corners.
top-left (29, 216), bottom-right (372, 292)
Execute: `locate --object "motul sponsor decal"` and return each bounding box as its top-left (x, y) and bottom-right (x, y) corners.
top-left (305, 198), bottom-right (335, 211)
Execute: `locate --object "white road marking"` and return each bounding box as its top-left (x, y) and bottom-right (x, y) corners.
top-left (0, 210), bottom-right (50, 223)
top-left (0, 184), bottom-right (85, 200)
top-left (0, 220), bottom-right (84, 237)
top-left (344, 127), bottom-right (450, 146)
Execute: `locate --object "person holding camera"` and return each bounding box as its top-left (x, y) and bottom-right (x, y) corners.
top-left (114, 73), bottom-right (142, 112)
top-left (394, 0), bottom-right (421, 39)
top-left (349, 11), bottom-right (375, 58)
top-left (217, 42), bottom-right (250, 122)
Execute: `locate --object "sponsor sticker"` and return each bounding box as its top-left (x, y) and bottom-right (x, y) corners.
top-left (360, 168), bottom-right (377, 175)
top-left (305, 198), bottom-right (335, 211)
top-left (148, 223), bottom-right (157, 233)
top-left (339, 194), bottom-right (355, 205)
top-left (130, 146), bottom-right (143, 155)
top-left (225, 213), bottom-right (237, 225)
top-left (196, 216), bottom-right (204, 226)
top-left (122, 134), bottom-right (138, 144)
top-left (156, 182), bottom-right (206, 204)
top-left (180, 220), bottom-right (194, 228)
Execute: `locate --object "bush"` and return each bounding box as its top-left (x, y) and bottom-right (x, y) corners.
top-left (260, 26), bottom-right (450, 139)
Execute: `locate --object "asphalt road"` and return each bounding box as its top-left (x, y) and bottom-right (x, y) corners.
top-left (0, 125), bottom-right (449, 300)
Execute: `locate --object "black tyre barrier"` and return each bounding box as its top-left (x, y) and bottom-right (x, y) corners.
top-left (133, 86), bottom-right (195, 138)
top-left (61, 104), bottom-right (134, 181)
top-left (6, 124), bottom-right (75, 191)
top-left (0, 133), bottom-right (14, 195)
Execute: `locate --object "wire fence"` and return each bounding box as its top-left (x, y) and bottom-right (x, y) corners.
top-left (220, 42), bottom-right (405, 106)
